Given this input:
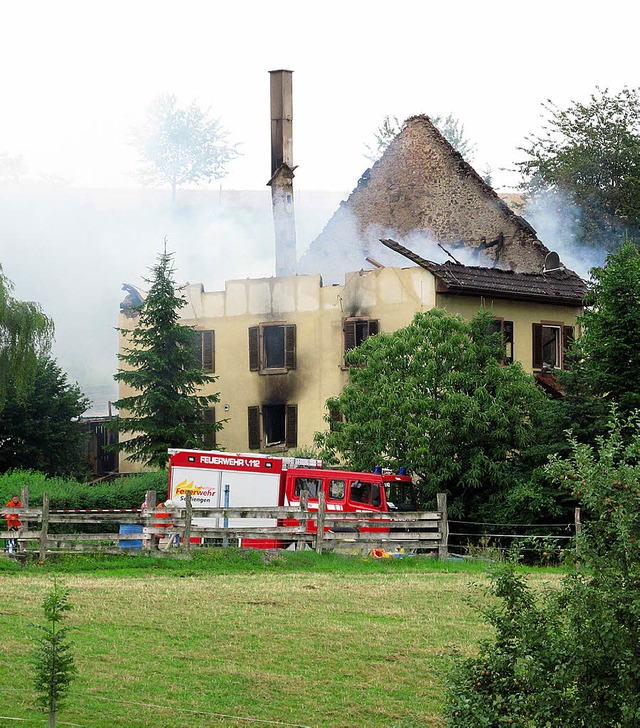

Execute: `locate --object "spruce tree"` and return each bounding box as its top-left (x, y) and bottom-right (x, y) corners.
top-left (32, 579), bottom-right (77, 728)
top-left (113, 249), bottom-right (221, 467)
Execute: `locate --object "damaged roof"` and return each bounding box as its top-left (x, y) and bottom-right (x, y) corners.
top-left (299, 115), bottom-right (552, 281)
top-left (380, 238), bottom-right (586, 306)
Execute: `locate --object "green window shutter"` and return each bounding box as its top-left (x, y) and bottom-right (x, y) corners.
top-left (532, 323), bottom-right (543, 369)
top-left (201, 331), bottom-right (215, 372)
top-left (248, 327), bottom-right (260, 371)
top-left (203, 408), bottom-right (216, 449)
top-left (248, 406), bottom-right (261, 450)
top-left (285, 324), bottom-right (296, 370)
top-left (285, 404), bottom-right (298, 449)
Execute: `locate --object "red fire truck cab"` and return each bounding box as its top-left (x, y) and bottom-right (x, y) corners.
top-left (166, 449), bottom-right (415, 548)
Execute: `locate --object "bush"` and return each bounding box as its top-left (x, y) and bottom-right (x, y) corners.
top-left (444, 411), bottom-right (640, 727)
top-left (0, 470), bottom-right (168, 510)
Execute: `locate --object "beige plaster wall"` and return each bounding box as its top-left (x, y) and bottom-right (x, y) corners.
top-left (116, 267), bottom-right (579, 472)
top-left (117, 267), bottom-right (435, 471)
top-left (437, 294), bottom-right (582, 373)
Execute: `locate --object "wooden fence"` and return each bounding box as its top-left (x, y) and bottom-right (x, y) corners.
top-left (0, 489), bottom-right (449, 562)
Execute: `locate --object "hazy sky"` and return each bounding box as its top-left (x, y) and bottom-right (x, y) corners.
top-left (1, 0), bottom-right (636, 415)
top-left (2, 0), bottom-right (637, 193)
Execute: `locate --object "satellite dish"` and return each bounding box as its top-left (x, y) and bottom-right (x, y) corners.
top-left (543, 251), bottom-right (562, 273)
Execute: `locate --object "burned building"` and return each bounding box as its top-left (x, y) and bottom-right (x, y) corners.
top-left (115, 75), bottom-right (586, 472)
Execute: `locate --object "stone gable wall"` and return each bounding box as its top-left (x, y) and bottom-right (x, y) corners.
top-left (300, 116), bottom-right (549, 281)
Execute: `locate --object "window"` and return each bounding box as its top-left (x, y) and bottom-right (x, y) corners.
top-left (247, 404), bottom-right (298, 450)
top-left (294, 477), bottom-right (322, 498)
top-left (343, 317), bottom-right (379, 365)
top-left (350, 480), bottom-right (373, 505)
top-left (249, 323), bottom-right (296, 373)
top-left (203, 407), bottom-right (216, 449)
top-left (191, 330), bottom-right (215, 372)
top-left (490, 319), bottom-right (514, 364)
top-left (532, 323), bottom-right (574, 370)
top-left (329, 480), bottom-right (346, 500)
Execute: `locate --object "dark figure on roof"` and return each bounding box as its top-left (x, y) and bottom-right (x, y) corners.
top-left (120, 284), bottom-right (144, 318)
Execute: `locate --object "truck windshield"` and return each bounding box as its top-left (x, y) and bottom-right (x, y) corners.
top-left (384, 481), bottom-right (418, 511)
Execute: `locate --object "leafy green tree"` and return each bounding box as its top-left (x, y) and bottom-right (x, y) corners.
top-left (573, 241), bottom-right (640, 414)
top-left (364, 113), bottom-right (476, 162)
top-left (0, 265), bottom-right (53, 410)
top-left (444, 410), bottom-right (640, 726)
top-left (131, 94), bottom-right (241, 202)
top-left (316, 309), bottom-right (551, 517)
top-left (32, 579), bottom-right (77, 728)
top-left (486, 241), bottom-right (640, 524)
top-left (113, 249), bottom-right (221, 468)
top-left (0, 357), bottom-right (90, 478)
top-left (518, 86), bottom-right (640, 249)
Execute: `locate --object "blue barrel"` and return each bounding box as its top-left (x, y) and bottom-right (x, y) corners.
top-left (119, 524), bottom-right (143, 549)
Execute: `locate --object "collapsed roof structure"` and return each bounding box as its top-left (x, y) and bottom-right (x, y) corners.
top-left (299, 115), bottom-right (555, 282)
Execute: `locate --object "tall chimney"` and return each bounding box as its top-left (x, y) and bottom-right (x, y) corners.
top-left (268, 69), bottom-right (297, 278)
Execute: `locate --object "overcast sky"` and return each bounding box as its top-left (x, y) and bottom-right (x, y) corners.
top-left (2, 0), bottom-right (637, 194)
top-left (1, 0), bottom-right (637, 414)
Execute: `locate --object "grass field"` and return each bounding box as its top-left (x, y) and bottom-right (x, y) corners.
top-left (0, 550), bottom-right (560, 727)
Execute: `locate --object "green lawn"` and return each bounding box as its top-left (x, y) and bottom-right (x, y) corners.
top-left (0, 551), bottom-right (559, 727)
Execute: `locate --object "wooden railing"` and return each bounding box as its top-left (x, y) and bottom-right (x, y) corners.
top-left (1, 489), bottom-right (449, 561)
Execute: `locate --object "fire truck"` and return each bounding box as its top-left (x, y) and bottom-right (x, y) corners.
top-left (166, 449), bottom-right (416, 548)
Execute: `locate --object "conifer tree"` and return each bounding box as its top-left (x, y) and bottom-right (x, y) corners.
top-left (32, 579), bottom-right (77, 728)
top-left (113, 249), bottom-right (221, 467)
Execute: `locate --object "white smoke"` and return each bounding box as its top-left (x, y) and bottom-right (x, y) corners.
top-left (523, 189), bottom-right (606, 281)
top-left (0, 185), bottom-right (343, 416)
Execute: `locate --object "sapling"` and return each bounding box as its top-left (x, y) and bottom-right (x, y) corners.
top-left (32, 579), bottom-right (77, 728)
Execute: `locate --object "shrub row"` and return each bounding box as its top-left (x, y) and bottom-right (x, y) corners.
top-left (0, 469), bottom-right (168, 510)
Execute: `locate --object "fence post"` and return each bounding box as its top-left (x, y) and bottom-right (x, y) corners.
top-left (298, 489), bottom-right (309, 551)
top-left (315, 491), bottom-right (326, 555)
top-left (21, 486), bottom-right (29, 552)
top-left (39, 493), bottom-right (49, 563)
top-left (222, 484), bottom-right (230, 548)
top-left (183, 491), bottom-right (192, 553)
top-left (143, 490), bottom-right (157, 551)
top-left (437, 493), bottom-right (449, 561)
top-left (575, 507), bottom-right (582, 569)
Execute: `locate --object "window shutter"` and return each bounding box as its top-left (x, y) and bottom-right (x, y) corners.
top-left (503, 321), bottom-right (514, 344)
top-left (329, 405), bottom-right (342, 432)
top-left (343, 320), bottom-right (356, 353)
top-left (248, 327), bottom-right (260, 371)
top-left (368, 319), bottom-right (379, 337)
top-left (202, 331), bottom-right (215, 372)
top-left (248, 406), bottom-right (261, 450)
top-left (562, 326), bottom-right (575, 369)
top-left (190, 330), bottom-right (201, 366)
top-left (285, 404), bottom-right (298, 449)
top-left (285, 324), bottom-right (296, 370)
top-left (532, 323), bottom-right (543, 369)
top-left (203, 408), bottom-right (216, 449)
top-left (503, 320), bottom-right (514, 363)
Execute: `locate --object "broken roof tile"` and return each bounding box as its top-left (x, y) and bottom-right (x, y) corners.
top-left (380, 238), bottom-right (586, 306)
